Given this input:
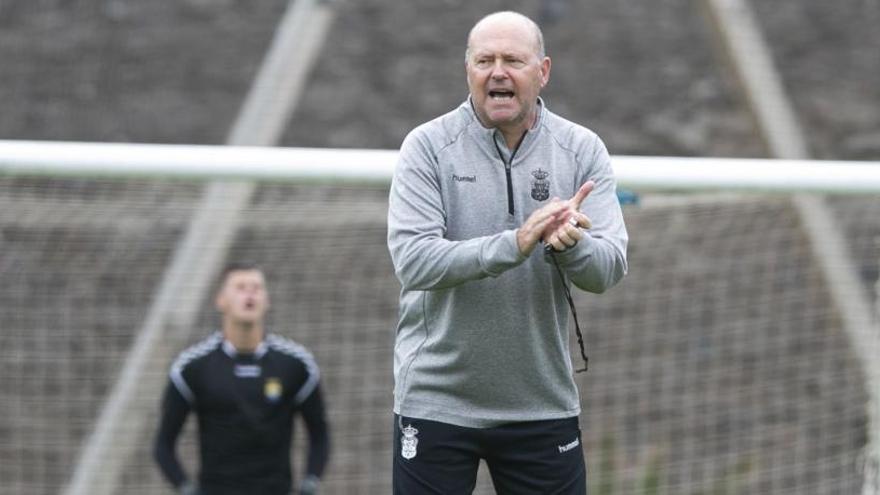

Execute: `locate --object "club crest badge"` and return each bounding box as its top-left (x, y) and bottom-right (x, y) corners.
top-left (400, 424), bottom-right (419, 460)
top-left (530, 168), bottom-right (550, 201)
top-left (264, 377), bottom-right (282, 402)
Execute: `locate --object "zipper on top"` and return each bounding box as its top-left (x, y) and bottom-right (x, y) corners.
top-left (493, 130), bottom-right (528, 216)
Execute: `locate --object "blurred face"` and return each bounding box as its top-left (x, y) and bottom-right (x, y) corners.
top-left (215, 269), bottom-right (269, 326)
top-left (466, 15), bottom-right (550, 134)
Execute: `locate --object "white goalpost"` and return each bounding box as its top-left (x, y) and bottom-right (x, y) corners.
top-left (1, 140), bottom-right (878, 495)
top-left (2, 139), bottom-right (880, 192)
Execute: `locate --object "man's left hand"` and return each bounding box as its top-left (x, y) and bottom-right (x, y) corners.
top-left (298, 475), bottom-right (320, 495)
top-left (543, 180), bottom-right (594, 251)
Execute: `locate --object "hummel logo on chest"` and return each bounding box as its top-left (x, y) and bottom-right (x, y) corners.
top-left (452, 174), bottom-right (476, 183)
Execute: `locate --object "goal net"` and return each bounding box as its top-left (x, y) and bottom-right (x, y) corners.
top-left (1, 141), bottom-right (878, 495)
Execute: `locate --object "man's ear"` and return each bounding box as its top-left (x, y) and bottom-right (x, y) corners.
top-left (541, 56), bottom-right (551, 87)
top-left (215, 290), bottom-right (226, 313)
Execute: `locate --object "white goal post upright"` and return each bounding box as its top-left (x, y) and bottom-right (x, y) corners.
top-left (701, 0), bottom-right (878, 490)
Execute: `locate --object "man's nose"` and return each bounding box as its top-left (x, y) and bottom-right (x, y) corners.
top-left (489, 61), bottom-right (508, 79)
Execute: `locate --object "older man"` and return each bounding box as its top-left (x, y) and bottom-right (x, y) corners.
top-left (387, 10), bottom-right (628, 495)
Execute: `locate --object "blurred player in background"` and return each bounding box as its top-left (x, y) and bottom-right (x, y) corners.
top-left (153, 263), bottom-right (329, 495)
top-left (387, 10), bottom-right (628, 494)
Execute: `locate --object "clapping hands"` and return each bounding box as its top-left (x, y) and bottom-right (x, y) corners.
top-left (516, 180), bottom-right (594, 255)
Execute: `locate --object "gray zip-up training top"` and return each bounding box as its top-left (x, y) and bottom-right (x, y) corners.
top-left (387, 98), bottom-right (628, 428)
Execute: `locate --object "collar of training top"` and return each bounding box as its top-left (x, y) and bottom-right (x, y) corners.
top-left (222, 338), bottom-right (268, 360)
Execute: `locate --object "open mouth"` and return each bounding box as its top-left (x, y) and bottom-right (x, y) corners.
top-left (488, 90), bottom-right (515, 100)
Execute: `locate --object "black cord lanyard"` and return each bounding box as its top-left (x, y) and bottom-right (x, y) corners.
top-left (546, 247), bottom-right (589, 373)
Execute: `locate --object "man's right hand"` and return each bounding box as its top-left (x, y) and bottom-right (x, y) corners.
top-left (517, 180), bottom-right (596, 256)
top-left (516, 199), bottom-right (568, 256)
top-left (179, 481), bottom-right (200, 495)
